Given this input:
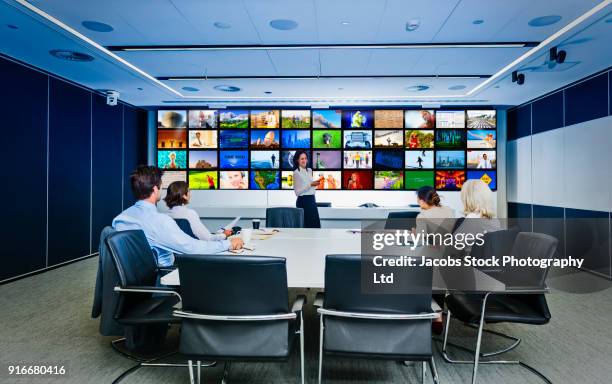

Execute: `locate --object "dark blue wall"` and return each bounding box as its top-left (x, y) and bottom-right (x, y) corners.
top-left (0, 55), bottom-right (147, 282)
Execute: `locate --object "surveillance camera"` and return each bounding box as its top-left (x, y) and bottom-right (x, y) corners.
top-left (106, 91), bottom-right (119, 106)
top-left (517, 73), bottom-right (525, 85)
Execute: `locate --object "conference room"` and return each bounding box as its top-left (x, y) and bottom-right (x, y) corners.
top-left (2, 0), bottom-right (612, 383)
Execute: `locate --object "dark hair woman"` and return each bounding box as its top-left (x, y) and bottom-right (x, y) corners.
top-left (292, 150), bottom-right (321, 228)
top-left (414, 186), bottom-right (455, 235)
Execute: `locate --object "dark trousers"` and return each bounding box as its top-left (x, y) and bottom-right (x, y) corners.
top-left (296, 194), bottom-right (321, 228)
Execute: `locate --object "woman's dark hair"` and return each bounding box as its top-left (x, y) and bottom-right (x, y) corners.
top-left (130, 165), bottom-right (164, 200)
top-left (292, 150), bottom-right (309, 170)
top-left (416, 186), bottom-right (441, 207)
top-left (164, 181), bottom-right (189, 209)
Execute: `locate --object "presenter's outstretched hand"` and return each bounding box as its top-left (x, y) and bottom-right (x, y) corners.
top-left (230, 237), bottom-right (244, 250)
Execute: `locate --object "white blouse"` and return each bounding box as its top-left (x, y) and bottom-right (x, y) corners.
top-left (166, 205), bottom-right (226, 241)
top-left (293, 167), bottom-right (316, 197)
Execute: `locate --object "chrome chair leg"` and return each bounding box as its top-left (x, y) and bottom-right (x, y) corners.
top-left (188, 360), bottom-right (195, 384)
top-left (463, 324), bottom-right (522, 357)
top-left (318, 315), bottom-right (324, 384)
top-left (299, 312), bottom-right (305, 384)
top-left (197, 361), bottom-right (201, 384)
top-left (422, 361), bottom-right (427, 384)
top-left (428, 356), bottom-right (440, 384)
top-left (221, 362), bottom-right (231, 384)
top-left (471, 295), bottom-right (488, 384)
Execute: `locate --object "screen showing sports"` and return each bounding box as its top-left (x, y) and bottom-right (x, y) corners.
top-left (156, 108), bottom-right (497, 190)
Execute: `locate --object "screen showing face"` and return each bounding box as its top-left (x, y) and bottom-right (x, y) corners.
top-left (405, 110), bottom-right (435, 129)
top-left (219, 171), bottom-right (249, 189)
top-left (188, 110), bottom-right (217, 129)
top-left (405, 130), bottom-right (434, 149)
top-left (343, 170), bottom-right (373, 190)
top-left (281, 150), bottom-right (311, 170)
top-left (189, 131), bottom-right (217, 149)
top-left (467, 150), bottom-right (496, 169)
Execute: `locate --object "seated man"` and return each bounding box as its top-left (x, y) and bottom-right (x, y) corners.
top-left (113, 166), bottom-right (243, 267)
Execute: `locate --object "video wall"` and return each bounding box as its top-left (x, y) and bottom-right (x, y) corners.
top-left (156, 109), bottom-right (497, 191)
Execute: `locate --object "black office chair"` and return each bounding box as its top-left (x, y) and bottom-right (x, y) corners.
top-left (442, 232), bottom-right (558, 384)
top-left (384, 210), bottom-right (419, 230)
top-left (315, 254), bottom-right (440, 384)
top-left (266, 207), bottom-right (304, 228)
top-left (174, 254), bottom-right (306, 384)
top-left (469, 227), bottom-right (520, 275)
top-left (174, 218), bottom-right (198, 239)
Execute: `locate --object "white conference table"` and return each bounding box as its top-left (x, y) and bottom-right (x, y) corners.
top-left (161, 228), bottom-right (505, 292)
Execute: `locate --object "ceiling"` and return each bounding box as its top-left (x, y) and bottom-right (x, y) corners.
top-left (0, 0), bottom-right (610, 107)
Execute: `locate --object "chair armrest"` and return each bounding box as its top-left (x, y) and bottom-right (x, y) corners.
top-left (317, 307), bottom-right (439, 320)
top-left (313, 292), bottom-right (325, 308)
top-left (114, 286), bottom-right (182, 301)
top-left (292, 295), bottom-right (307, 313)
top-left (173, 310), bottom-right (296, 321)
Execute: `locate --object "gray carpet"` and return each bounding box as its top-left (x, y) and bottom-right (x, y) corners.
top-left (1, 257), bottom-right (611, 384)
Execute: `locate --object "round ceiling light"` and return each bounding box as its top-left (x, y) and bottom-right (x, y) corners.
top-left (528, 15), bottom-right (562, 27)
top-left (214, 21), bottom-right (231, 29)
top-left (214, 85), bottom-right (241, 92)
top-left (182, 86), bottom-right (200, 92)
top-left (405, 18), bottom-right (421, 32)
top-left (269, 19), bottom-right (298, 30)
top-left (81, 20), bottom-right (114, 32)
top-left (7, 24), bottom-right (18, 30)
top-left (405, 85), bottom-right (430, 92)
top-left (448, 85), bottom-right (466, 91)
top-left (49, 49), bottom-right (94, 62)
top-left (472, 19), bottom-right (484, 25)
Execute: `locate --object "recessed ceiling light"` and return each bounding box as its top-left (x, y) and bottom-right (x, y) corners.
top-left (182, 86), bottom-right (199, 92)
top-left (214, 21), bottom-right (231, 29)
top-left (269, 19), bottom-right (298, 30)
top-left (472, 19), bottom-right (484, 25)
top-left (494, 85), bottom-right (500, 88)
top-left (605, 18), bottom-right (612, 23)
top-left (448, 85), bottom-right (466, 90)
top-left (405, 85), bottom-right (430, 92)
top-left (340, 21), bottom-right (350, 25)
top-left (214, 85), bottom-right (241, 92)
top-left (264, 91), bottom-right (272, 94)
top-left (405, 18), bottom-right (421, 32)
top-left (49, 49), bottom-right (94, 62)
top-left (528, 15), bottom-right (562, 27)
top-left (81, 20), bottom-right (114, 32)
top-left (7, 24), bottom-right (18, 30)
top-left (137, 87), bottom-right (143, 91)
top-left (338, 87), bottom-right (344, 90)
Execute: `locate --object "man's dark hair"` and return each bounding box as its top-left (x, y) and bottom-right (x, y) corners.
top-left (130, 165), bottom-right (164, 200)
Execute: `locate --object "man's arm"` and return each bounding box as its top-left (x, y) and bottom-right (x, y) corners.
top-left (158, 215), bottom-right (230, 254)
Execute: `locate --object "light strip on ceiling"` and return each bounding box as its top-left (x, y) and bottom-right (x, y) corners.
top-left (162, 76), bottom-right (486, 81)
top-left (12, 0), bottom-right (611, 101)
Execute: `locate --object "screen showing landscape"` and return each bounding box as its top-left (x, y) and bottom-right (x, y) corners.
top-left (156, 109), bottom-right (496, 190)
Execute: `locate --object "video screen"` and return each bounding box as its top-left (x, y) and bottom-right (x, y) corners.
top-left (405, 170), bottom-right (434, 190)
top-left (435, 171), bottom-right (466, 191)
top-left (219, 171), bottom-right (249, 190)
top-left (436, 110), bottom-right (465, 128)
top-left (251, 110), bottom-right (280, 128)
top-left (374, 110), bottom-right (403, 128)
top-left (189, 150), bottom-right (217, 169)
top-left (189, 171), bottom-right (218, 190)
top-left (405, 150), bottom-right (434, 169)
top-left (250, 129), bottom-right (279, 148)
top-left (467, 110), bottom-right (496, 128)
top-left (188, 110), bottom-right (217, 129)
top-left (374, 171), bottom-right (404, 190)
top-left (467, 130), bottom-right (496, 149)
top-left (405, 130), bottom-right (434, 149)
top-left (343, 170), bottom-right (373, 190)
top-left (342, 110), bottom-right (374, 128)
top-left (250, 150), bottom-right (280, 169)
top-left (189, 130), bottom-right (217, 149)
top-left (374, 130), bottom-right (403, 148)
top-left (374, 150), bottom-right (404, 169)
top-left (467, 150), bottom-right (496, 169)
top-left (281, 110), bottom-right (311, 128)
top-left (281, 171), bottom-right (294, 190)
top-left (219, 110), bottom-right (249, 128)
top-left (281, 150), bottom-right (311, 170)
top-left (158, 110), bottom-right (186, 128)
top-left (158, 130), bottom-right (187, 149)
top-left (313, 110), bottom-right (341, 128)
top-left (313, 171), bottom-right (342, 190)
top-left (158, 150), bottom-right (186, 169)
top-left (250, 171), bottom-right (280, 190)
top-left (219, 130), bottom-right (248, 148)
top-left (313, 130), bottom-right (342, 149)
top-left (282, 130), bottom-right (311, 148)
top-left (343, 130), bottom-right (373, 149)
top-left (219, 150), bottom-right (249, 169)
top-left (344, 150), bottom-right (372, 169)
top-left (435, 129), bottom-right (466, 149)
top-left (468, 170), bottom-right (497, 190)
top-left (405, 110), bottom-right (435, 129)
top-left (313, 150), bottom-right (342, 169)
top-left (436, 151), bottom-right (466, 169)
top-left (161, 171), bottom-right (186, 189)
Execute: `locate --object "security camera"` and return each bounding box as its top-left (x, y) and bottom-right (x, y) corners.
top-left (511, 71), bottom-right (525, 85)
top-left (106, 90), bottom-right (120, 106)
top-left (549, 47), bottom-right (567, 64)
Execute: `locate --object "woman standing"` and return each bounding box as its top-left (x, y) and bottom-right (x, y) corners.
top-left (292, 150), bottom-right (321, 228)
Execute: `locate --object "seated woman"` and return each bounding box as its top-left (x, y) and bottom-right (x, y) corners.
top-left (414, 186), bottom-right (456, 235)
top-left (454, 179), bottom-right (501, 247)
top-left (164, 181), bottom-right (232, 241)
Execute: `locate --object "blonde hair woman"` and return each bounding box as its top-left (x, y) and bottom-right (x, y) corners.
top-left (454, 179), bottom-right (500, 247)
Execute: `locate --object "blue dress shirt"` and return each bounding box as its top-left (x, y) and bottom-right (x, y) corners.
top-left (112, 200), bottom-right (230, 267)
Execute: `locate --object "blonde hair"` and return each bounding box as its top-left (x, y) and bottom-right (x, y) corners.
top-left (461, 179), bottom-right (495, 219)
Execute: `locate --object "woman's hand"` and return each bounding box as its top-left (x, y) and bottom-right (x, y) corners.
top-left (223, 229), bottom-right (233, 237)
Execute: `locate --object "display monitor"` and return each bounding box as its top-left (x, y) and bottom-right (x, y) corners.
top-left (219, 171), bottom-right (249, 189)
top-left (158, 110), bottom-right (187, 128)
top-left (189, 130), bottom-right (217, 149)
top-left (405, 130), bottom-right (434, 149)
top-left (282, 130), bottom-right (311, 148)
top-left (219, 130), bottom-right (248, 148)
top-left (436, 151), bottom-right (466, 169)
top-left (405, 170), bottom-right (434, 190)
top-left (342, 110), bottom-right (374, 128)
top-left (435, 129), bottom-right (466, 149)
top-left (219, 110), bottom-right (249, 128)
top-left (374, 171), bottom-right (404, 190)
top-left (405, 150), bottom-right (434, 169)
top-left (157, 130), bottom-right (187, 149)
top-left (188, 110), bottom-right (217, 128)
top-left (374, 150), bottom-right (404, 169)
top-left (374, 130), bottom-right (403, 148)
top-left (404, 110), bottom-right (435, 129)
top-left (158, 150), bottom-right (186, 169)
top-left (374, 110), bottom-right (403, 128)
top-left (467, 150), bottom-right (496, 169)
top-left (342, 170), bottom-right (373, 190)
top-left (312, 150), bottom-right (342, 169)
top-left (161, 171), bottom-right (186, 189)
top-left (343, 130), bottom-right (373, 149)
top-left (467, 110), bottom-right (496, 128)
top-left (312, 110), bottom-right (341, 128)
top-left (281, 110), bottom-right (311, 128)
top-left (313, 130), bottom-right (342, 149)
top-left (219, 150), bottom-right (249, 169)
top-left (467, 129), bottom-right (497, 149)
top-left (436, 110), bottom-right (466, 128)
top-left (189, 150), bottom-right (217, 169)
top-left (250, 150), bottom-right (280, 169)
top-left (343, 150), bottom-right (372, 169)
top-left (467, 170), bottom-right (497, 190)
top-left (250, 171), bottom-right (280, 189)
top-left (250, 129), bottom-right (279, 148)
top-left (313, 171), bottom-right (342, 190)
top-left (435, 171), bottom-right (466, 190)
top-left (251, 110), bottom-right (280, 128)
top-left (189, 171), bottom-right (218, 189)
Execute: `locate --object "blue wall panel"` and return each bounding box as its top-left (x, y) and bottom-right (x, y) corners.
top-left (122, 106), bottom-right (147, 208)
top-left (91, 94), bottom-right (123, 251)
top-left (564, 73), bottom-right (608, 126)
top-left (532, 204), bottom-right (565, 259)
top-left (47, 78), bottom-right (92, 266)
top-left (0, 57), bottom-right (48, 281)
top-left (565, 208), bottom-right (610, 276)
top-left (532, 91), bottom-right (563, 135)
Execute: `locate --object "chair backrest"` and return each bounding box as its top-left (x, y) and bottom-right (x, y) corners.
top-left (384, 211), bottom-right (418, 230)
top-left (106, 230), bottom-right (158, 288)
top-left (506, 232), bottom-right (558, 288)
top-left (324, 254), bottom-right (432, 314)
top-left (266, 207), bottom-right (304, 228)
top-left (174, 218), bottom-right (197, 239)
top-left (177, 254), bottom-right (289, 315)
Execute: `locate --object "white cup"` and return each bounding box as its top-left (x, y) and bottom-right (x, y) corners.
top-left (240, 229), bottom-right (253, 245)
